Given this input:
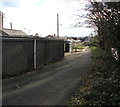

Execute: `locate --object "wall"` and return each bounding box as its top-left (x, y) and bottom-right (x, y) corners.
top-left (36, 39), bottom-right (64, 66)
top-left (2, 37), bottom-right (64, 76)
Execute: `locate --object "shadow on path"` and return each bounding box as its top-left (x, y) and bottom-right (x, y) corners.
top-left (2, 47), bottom-right (92, 105)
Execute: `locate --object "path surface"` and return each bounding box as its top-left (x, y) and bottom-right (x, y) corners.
top-left (2, 47), bottom-right (92, 105)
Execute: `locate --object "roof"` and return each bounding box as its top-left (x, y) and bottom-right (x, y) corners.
top-left (46, 35), bottom-right (57, 39)
top-left (46, 35), bottom-right (66, 40)
top-left (0, 11), bottom-right (4, 15)
top-left (58, 36), bottom-right (66, 39)
top-left (2, 28), bottom-right (28, 36)
top-left (0, 29), bottom-right (9, 36)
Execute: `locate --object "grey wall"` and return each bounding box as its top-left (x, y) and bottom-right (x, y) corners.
top-left (37, 39), bottom-right (64, 66)
top-left (2, 38), bottom-right (64, 76)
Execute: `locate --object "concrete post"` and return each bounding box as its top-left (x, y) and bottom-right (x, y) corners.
top-left (34, 39), bottom-right (36, 69)
top-left (0, 36), bottom-right (2, 106)
top-left (69, 42), bottom-right (72, 52)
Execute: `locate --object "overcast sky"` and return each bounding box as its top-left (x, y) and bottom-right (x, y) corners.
top-left (0, 0), bottom-right (94, 37)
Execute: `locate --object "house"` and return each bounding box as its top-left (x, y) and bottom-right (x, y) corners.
top-left (0, 11), bottom-right (28, 37)
top-left (1, 28), bottom-right (28, 37)
top-left (45, 34), bottom-right (67, 40)
top-left (45, 34), bottom-right (57, 39)
top-left (66, 37), bottom-right (81, 43)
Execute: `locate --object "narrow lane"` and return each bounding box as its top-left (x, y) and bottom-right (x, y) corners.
top-left (3, 47), bottom-right (92, 105)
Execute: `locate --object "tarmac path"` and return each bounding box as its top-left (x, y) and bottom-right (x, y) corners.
top-left (2, 47), bottom-right (92, 105)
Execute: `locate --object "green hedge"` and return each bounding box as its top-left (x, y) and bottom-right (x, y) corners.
top-left (69, 47), bottom-right (120, 106)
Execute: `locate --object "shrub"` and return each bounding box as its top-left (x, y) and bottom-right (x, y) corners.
top-left (69, 47), bottom-right (120, 106)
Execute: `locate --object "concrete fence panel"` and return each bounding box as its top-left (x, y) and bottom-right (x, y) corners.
top-left (2, 38), bottom-right (34, 75)
top-left (36, 39), bottom-right (46, 66)
top-left (2, 37), bottom-right (64, 76)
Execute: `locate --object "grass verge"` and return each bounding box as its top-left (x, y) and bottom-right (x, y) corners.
top-left (68, 46), bottom-right (120, 106)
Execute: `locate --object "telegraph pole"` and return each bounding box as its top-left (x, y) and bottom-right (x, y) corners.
top-left (57, 13), bottom-right (59, 38)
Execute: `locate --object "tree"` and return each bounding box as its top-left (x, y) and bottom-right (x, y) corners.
top-left (86, 1), bottom-right (120, 57)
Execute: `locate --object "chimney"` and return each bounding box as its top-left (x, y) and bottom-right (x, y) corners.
top-left (0, 11), bottom-right (4, 30)
top-left (10, 22), bottom-right (12, 30)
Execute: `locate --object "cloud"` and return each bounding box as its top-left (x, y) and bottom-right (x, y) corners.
top-left (34, 0), bottom-right (48, 6)
top-left (0, 0), bottom-right (21, 8)
top-left (90, 0), bottom-right (120, 2)
top-left (0, 0), bottom-right (94, 37)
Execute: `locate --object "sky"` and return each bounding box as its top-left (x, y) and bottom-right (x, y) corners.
top-left (0, 0), bottom-right (94, 37)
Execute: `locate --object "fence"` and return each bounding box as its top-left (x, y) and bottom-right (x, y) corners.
top-left (2, 37), bottom-right (64, 76)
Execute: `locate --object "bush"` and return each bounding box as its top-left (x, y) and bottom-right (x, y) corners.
top-left (69, 47), bottom-right (120, 106)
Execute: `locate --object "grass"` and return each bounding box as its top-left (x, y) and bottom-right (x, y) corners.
top-left (71, 43), bottom-right (85, 49)
top-left (73, 46), bottom-right (85, 49)
top-left (71, 42), bottom-right (85, 52)
top-left (68, 46), bottom-right (120, 106)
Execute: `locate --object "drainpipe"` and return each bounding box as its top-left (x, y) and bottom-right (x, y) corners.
top-left (34, 38), bottom-right (36, 69)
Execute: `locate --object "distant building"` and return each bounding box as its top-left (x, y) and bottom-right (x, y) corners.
top-left (66, 37), bottom-right (81, 43)
top-left (46, 34), bottom-right (57, 39)
top-left (46, 34), bottom-right (66, 40)
top-left (0, 11), bottom-right (28, 37)
top-left (1, 28), bottom-right (28, 37)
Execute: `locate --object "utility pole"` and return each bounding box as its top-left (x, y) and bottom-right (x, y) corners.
top-left (57, 13), bottom-right (59, 38)
top-left (0, 11), bottom-right (4, 30)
